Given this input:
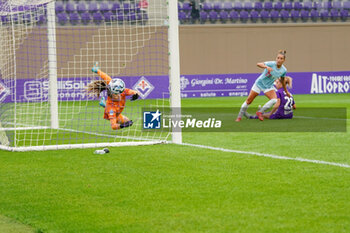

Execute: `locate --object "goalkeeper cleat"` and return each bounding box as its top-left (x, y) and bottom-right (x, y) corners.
top-left (120, 120), bottom-right (133, 129)
top-left (256, 111), bottom-right (264, 121)
top-left (99, 97), bottom-right (106, 108)
top-left (91, 62), bottom-right (99, 73)
top-left (235, 117), bottom-right (242, 122)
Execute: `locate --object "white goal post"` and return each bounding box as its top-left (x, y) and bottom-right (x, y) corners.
top-left (0, 0), bottom-right (182, 151)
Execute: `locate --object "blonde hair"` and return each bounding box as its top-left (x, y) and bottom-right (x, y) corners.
top-left (284, 76), bottom-right (293, 89)
top-left (86, 80), bottom-right (112, 97)
top-left (278, 50), bottom-right (287, 58)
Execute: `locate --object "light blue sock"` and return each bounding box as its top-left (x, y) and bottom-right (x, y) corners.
top-left (99, 97), bottom-right (106, 108)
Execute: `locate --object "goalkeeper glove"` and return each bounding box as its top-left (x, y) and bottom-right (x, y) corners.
top-left (91, 62), bottom-right (99, 73)
top-left (131, 93), bottom-right (139, 101)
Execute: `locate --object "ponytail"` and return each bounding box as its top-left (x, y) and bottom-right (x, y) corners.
top-left (86, 80), bottom-right (109, 97)
top-left (284, 76), bottom-right (293, 89)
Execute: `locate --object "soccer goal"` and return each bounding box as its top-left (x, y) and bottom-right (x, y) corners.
top-left (0, 0), bottom-right (181, 151)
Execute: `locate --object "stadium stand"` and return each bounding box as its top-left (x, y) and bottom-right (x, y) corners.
top-left (5, 0), bottom-right (342, 26)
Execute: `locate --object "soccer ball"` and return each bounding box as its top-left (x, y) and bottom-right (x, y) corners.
top-left (108, 78), bottom-right (125, 94)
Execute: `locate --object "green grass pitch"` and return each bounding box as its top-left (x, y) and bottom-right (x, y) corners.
top-left (0, 93), bottom-right (349, 233)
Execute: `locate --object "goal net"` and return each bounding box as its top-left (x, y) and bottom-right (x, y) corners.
top-left (0, 0), bottom-right (181, 151)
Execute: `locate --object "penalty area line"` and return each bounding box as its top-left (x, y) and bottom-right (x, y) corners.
top-left (181, 142), bottom-right (350, 169)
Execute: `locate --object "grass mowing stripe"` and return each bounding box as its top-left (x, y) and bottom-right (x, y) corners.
top-left (182, 142), bottom-right (350, 168)
top-left (0, 215), bottom-right (35, 233)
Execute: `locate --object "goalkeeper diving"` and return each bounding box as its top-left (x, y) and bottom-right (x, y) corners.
top-left (87, 63), bottom-right (140, 130)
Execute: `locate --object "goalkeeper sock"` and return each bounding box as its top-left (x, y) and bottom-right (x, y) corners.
top-left (238, 101), bottom-right (249, 118)
top-left (259, 99), bottom-right (277, 113)
top-left (99, 97), bottom-right (106, 108)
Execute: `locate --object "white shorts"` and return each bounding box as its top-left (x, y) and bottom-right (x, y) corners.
top-left (251, 83), bottom-right (275, 94)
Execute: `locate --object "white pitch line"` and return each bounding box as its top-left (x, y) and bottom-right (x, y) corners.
top-left (182, 142), bottom-right (350, 169)
top-left (293, 116), bottom-right (348, 121)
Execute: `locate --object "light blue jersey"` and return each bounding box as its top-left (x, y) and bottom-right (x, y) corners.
top-left (255, 61), bottom-right (287, 90)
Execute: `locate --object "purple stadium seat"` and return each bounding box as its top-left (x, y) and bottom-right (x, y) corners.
top-left (333, 2), bottom-right (342, 10)
top-left (137, 11), bottom-right (142, 21)
top-left (233, 2), bottom-right (243, 11)
top-left (264, 2), bottom-right (273, 11)
top-left (135, 3), bottom-right (141, 13)
top-left (77, 2), bottom-right (87, 14)
top-left (93, 12), bottom-right (103, 24)
top-left (69, 12), bottom-right (80, 25)
top-left (291, 10), bottom-right (300, 21)
top-left (213, 1), bottom-right (222, 11)
top-left (65, 2), bottom-right (75, 14)
top-left (322, 2), bottom-right (332, 9)
top-left (250, 10), bottom-right (259, 23)
top-left (223, 2), bottom-right (232, 11)
top-left (37, 14), bottom-right (46, 24)
top-left (219, 10), bottom-right (229, 23)
top-left (179, 11), bottom-right (187, 23)
top-left (310, 9), bottom-right (319, 21)
top-left (12, 5), bottom-right (22, 12)
top-left (104, 11), bottom-right (114, 22)
top-left (117, 11), bottom-right (124, 22)
top-left (178, 2), bottom-right (182, 11)
top-left (126, 11), bottom-right (137, 22)
top-left (55, 1), bottom-right (64, 14)
top-left (239, 10), bottom-right (249, 22)
top-left (303, 1), bottom-right (312, 10)
top-left (182, 2), bottom-right (191, 12)
top-left (293, 2), bottom-right (303, 11)
top-left (229, 10), bottom-right (239, 22)
top-left (270, 10), bottom-right (279, 22)
top-left (274, 2), bottom-right (283, 11)
top-left (209, 10), bottom-right (218, 23)
top-left (280, 10), bottom-right (289, 22)
top-left (243, 2), bottom-right (253, 11)
top-left (23, 13), bottom-right (31, 23)
top-left (320, 10), bottom-right (329, 21)
top-left (260, 10), bottom-right (269, 22)
top-left (81, 12), bottom-right (91, 25)
top-left (199, 11), bottom-right (208, 23)
top-left (203, 2), bottom-right (213, 12)
top-left (330, 9), bottom-right (339, 21)
top-left (57, 12), bottom-right (68, 25)
top-left (284, 2), bottom-right (293, 11)
top-left (99, 2), bottom-right (110, 13)
top-left (1, 15), bottom-right (9, 24)
top-left (88, 2), bottom-right (99, 13)
top-left (11, 14), bottom-right (19, 23)
top-left (300, 9), bottom-right (309, 22)
top-left (137, 11), bottom-right (148, 22)
top-left (123, 2), bottom-right (130, 13)
top-left (254, 2), bottom-right (263, 12)
top-left (340, 9), bottom-right (349, 21)
top-left (313, 2), bottom-right (321, 9)
top-left (343, 1), bottom-right (350, 10)
top-left (111, 2), bottom-right (121, 13)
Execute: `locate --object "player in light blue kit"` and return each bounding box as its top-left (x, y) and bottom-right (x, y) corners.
top-left (245, 77), bottom-right (296, 119)
top-left (236, 50), bottom-right (291, 122)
